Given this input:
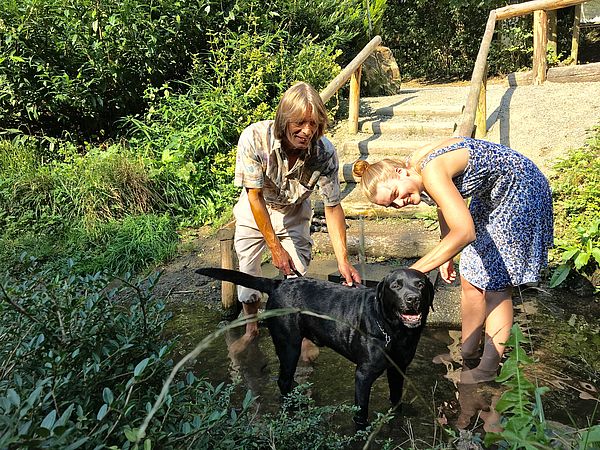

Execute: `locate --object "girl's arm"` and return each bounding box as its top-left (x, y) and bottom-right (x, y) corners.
top-left (411, 153), bottom-right (475, 274)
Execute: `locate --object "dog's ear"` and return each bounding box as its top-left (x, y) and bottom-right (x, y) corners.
top-left (424, 277), bottom-right (435, 311)
top-left (376, 278), bottom-right (385, 301)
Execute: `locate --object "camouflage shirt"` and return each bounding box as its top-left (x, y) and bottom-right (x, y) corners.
top-left (234, 120), bottom-right (341, 212)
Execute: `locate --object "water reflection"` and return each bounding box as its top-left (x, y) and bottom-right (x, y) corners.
top-left (170, 300), bottom-right (599, 444)
top-left (224, 325), bottom-right (270, 400)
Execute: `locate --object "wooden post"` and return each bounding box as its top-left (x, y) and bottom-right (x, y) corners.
top-left (533, 10), bottom-right (548, 85)
top-left (217, 222), bottom-right (236, 309)
top-left (348, 66), bottom-right (362, 134)
top-left (475, 65), bottom-right (487, 138)
top-left (571, 3), bottom-right (582, 64)
top-left (455, 11), bottom-right (497, 138)
top-left (547, 9), bottom-right (557, 56)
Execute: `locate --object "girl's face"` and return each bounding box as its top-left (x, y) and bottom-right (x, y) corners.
top-left (372, 168), bottom-right (422, 209)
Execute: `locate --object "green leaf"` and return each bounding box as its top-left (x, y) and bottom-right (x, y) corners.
top-left (134, 358), bottom-right (150, 377)
top-left (40, 409), bottom-right (57, 430)
top-left (591, 247), bottom-right (600, 265)
top-left (550, 264), bottom-right (571, 288)
top-left (103, 387), bottom-right (114, 405)
top-left (574, 251), bottom-right (590, 270)
top-left (144, 439), bottom-right (152, 450)
top-left (7, 389), bottom-right (20, 407)
top-left (124, 426), bottom-right (139, 442)
top-left (97, 404), bottom-right (109, 421)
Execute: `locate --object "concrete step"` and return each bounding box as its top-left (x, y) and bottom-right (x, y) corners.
top-left (342, 138), bottom-right (431, 158)
top-left (370, 103), bottom-right (463, 118)
top-left (359, 118), bottom-right (457, 135)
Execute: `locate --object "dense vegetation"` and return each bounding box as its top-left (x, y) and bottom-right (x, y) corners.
top-left (1, 0), bottom-right (598, 448)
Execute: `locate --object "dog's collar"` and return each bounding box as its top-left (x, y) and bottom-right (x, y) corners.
top-left (375, 320), bottom-right (391, 347)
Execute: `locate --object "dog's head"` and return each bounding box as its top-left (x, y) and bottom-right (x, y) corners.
top-left (376, 268), bottom-right (434, 328)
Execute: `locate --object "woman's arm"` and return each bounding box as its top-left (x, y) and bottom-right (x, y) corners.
top-left (410, 153), bottom-right (475, 274)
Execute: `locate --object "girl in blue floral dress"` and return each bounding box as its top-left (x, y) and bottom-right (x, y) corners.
top-left (353, 137), bottom-right (553, 383)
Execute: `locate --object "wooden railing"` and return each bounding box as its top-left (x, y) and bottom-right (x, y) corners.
top-left (455, 0), bottom-right (589, 139)
top-left (321, 35), bottom-right (382, 134)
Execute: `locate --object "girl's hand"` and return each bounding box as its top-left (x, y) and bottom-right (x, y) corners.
top-left (439, 259), bottom-right (456, 284)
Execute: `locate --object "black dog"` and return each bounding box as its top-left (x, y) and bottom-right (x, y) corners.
top-left (196, 267), bottom-right (434, 425)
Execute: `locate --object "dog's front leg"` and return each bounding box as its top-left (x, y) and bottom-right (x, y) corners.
top-left (386, 363), bottom-right (407, 409)
top-left (353, 364), bottom-right (382, 428)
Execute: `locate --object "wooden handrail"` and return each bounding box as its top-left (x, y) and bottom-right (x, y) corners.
top-left (456, 0), bottom-right (588, 139)
top-left (321, 35), bottom-right (382, 134)
top-left (320, 35), bottom-right (382, 103)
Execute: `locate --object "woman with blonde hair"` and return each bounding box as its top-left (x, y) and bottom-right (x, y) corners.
top-left (353, 137), bottom-right (553, 383)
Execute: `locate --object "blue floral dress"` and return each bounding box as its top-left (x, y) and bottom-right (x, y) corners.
top-left (421, 138), bottom-right (554, 290)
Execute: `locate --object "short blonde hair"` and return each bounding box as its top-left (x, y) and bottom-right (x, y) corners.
top-left (352, 159), bottom-right (407, 201)
top-left (274, 82), bottom-right (329, 142)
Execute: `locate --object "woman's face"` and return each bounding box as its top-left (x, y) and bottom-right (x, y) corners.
top-left (372, 169), bottom-right (422, 209)
top-left (284, 106), bottom-right (318, 151)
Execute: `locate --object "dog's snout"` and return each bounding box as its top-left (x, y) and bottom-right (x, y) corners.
top-left (406, 295), bottom-right (420, 306)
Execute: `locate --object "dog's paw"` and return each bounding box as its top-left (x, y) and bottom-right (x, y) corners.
top-left (352, 415), bottom-right (369, 430)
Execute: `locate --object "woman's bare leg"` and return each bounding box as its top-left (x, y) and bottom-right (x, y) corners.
top-left (461, 287), bottom-right (513, 384)
top-left (460, 277), bottom-right (486, 360)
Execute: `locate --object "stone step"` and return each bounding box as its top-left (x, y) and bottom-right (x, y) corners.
top-left (370, 103), bottom-right (463, 118)
top-left (359, 119), bottom-right (457, 135)
top-left (342, 138), bottom-right (431, 159)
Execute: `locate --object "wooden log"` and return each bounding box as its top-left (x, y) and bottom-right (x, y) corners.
top-left (571, 3), bottom-right (582, 64)
top-left (507, 62), bottom-right (600, 85)
top-left (455, 11), bottom-right (497, 138)
top-left (495, 0), bottom-right (586, 21)
top-left (548, 62), bottom-right (600, 82)
top-left (475, 66), bottom-right (487, 138)
top-left (348, 66), bottom-right (362, 134)
top-left (533, 10), bottom-right (549, 85)
top-left (320, 35), bottom-right (381, 103)
top-left (217, 221), bottom-right (236, 309)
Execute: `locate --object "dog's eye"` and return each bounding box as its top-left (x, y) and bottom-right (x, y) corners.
top-left (390, 280), bottom-right (403, 289)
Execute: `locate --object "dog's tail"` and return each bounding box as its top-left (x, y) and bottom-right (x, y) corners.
top-left (195, 267), bottom-right (280, 295)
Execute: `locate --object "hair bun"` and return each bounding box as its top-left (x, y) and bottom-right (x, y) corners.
top-left (352, 160), bottom-right (370, 178)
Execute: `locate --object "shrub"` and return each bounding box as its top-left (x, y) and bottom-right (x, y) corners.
top-left (0, 261), bottom-right (372, 449)
top-left (549, 127), bottom-right (600, 287)
top-left (0, 0), bottom-right (211, 138)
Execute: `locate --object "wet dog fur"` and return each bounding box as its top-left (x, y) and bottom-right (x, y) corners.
top-left (195, 267), bottom-right (434, 426)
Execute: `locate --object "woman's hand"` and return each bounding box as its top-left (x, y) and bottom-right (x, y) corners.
top-left (439, 259), bottom-right (456, 284)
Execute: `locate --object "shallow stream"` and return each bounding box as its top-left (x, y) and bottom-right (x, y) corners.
top-left (167, 268), bottom-right (599, 446)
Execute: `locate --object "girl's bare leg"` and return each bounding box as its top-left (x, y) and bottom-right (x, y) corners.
top-left (460, 277), bottom-right (486, 361)
top-left (461, 286), bottom-right (513, 384)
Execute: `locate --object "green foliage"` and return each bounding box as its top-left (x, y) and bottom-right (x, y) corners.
top-left (0, 262), bottom-right (372, 448)
top-left (550, 128), bottom-right (600, 287)
top-left (71, 214), bottom-right (179, 276)
top-left (485, 324), bottom-right (600, 449)
top-left (550, 219), bottom-right (600, 288)
top-left (381, 0), bottom-right (505, 80)
top-left (0, 0), bottom-right (212, 137)
top-left (485, 324), bottom-right (551, 448)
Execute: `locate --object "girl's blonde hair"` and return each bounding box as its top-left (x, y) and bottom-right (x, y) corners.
top-left (352, 159), bottom-right (407, 201)
top-left (274, 82), bottom-right (329, 143)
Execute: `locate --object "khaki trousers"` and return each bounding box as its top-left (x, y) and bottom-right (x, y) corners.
top-left (233, 193), bottom-right (313, 304)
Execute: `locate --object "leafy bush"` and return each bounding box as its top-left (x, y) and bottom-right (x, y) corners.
top-left (484, 324), bottom-right (600, 449)
top-left (0, 261), bottom-right (372, 448)
top-left (550, 128), bottom-right (600, 287)
top-left (0, 0), bottom-right (212, 138)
